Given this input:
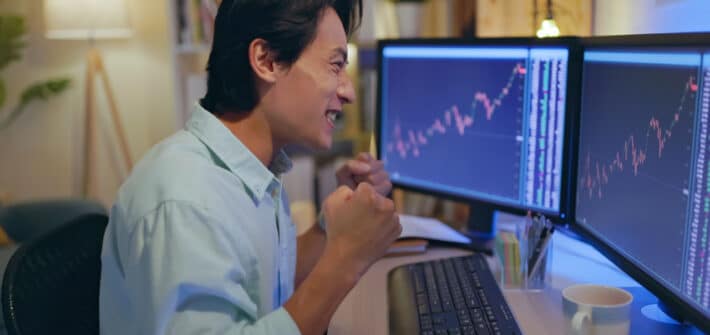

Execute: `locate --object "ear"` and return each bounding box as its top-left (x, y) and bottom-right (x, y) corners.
top-left (249, 38), bottom-right (279, 84)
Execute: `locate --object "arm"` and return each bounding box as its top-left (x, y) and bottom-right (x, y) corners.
top-left (285, 248), bottom-right (359, 335)
top-left (295, 223), bottom-right (326, 288)
top-left (285, 184), bottom-right (401, 335)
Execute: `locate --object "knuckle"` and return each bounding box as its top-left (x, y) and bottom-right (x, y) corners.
top-left (369, 192), bottom-right (379, 206)
top-left (382, 198), bottom-right (395, 212)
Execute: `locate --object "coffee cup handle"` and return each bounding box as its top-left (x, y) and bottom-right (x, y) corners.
top-left (571, 310), bottom-right (591, 335)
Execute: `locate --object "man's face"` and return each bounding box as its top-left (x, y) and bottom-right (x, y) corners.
top-left (266, 7), bottom-right (356, 150)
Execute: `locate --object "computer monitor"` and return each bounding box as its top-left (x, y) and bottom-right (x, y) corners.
top-left (574, 33), bottom-right (710, 332)
top-left (377, 38), bottom-right (581, 232)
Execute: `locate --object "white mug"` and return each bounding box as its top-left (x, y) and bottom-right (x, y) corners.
top-left (562, 284), bottom-right (633, 335)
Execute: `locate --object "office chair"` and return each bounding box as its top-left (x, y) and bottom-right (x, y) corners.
top-left (1, 213), bottom-right (108, 335)
top-left (0, 198), bottom-right (106, 243)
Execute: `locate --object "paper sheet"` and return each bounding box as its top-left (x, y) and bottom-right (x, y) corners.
top-left (399, 214), bottom-right (471, 245)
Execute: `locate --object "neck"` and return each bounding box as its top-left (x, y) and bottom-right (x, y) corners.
top-left (217, 108), bottom-right (279, 167)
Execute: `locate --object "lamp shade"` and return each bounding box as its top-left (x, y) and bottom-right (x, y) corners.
top-left (44, 0), bottom-right (132, 40)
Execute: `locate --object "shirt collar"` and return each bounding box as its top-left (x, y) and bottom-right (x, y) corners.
top-left (186, 103), bottom-right (292, 200)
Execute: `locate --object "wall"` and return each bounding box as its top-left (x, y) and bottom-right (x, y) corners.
top-left (594, 0), bottom-right (710, 35)
top-left (0, 0), bottom-right (176, 207)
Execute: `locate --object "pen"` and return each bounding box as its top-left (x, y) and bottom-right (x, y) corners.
top-left (528, 225), bottom-right (554, 278)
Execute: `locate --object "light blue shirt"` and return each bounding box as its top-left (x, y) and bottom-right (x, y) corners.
top-left (100, 104), bottom-right (301, 334)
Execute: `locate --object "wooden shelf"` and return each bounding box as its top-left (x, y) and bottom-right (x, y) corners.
top-left (175, 43), bottom-right (211, 55)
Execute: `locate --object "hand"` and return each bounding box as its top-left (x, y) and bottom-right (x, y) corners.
top-left (336, 152), bottom-right (392, 196)
top-left (321, 183), bottom-right (401, 277)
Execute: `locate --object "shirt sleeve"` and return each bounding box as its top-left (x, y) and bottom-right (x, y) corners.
top-left (114, 200), bottom-right (301, 335)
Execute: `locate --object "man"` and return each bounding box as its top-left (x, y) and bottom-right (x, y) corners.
top-left (99, 1), bottom-right (401, 334)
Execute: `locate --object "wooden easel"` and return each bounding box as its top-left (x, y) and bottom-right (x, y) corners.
top-left (83, 47), bottom-right (133, 196)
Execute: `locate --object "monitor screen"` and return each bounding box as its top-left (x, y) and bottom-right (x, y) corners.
top-left (377, 41), bottom-right (578, 219)
top-left (575, 42), bottom-right (710, 330)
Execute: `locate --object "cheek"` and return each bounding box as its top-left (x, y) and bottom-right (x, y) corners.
top-left (305, 72), bottom-right (338, 112)
top-left (276, 65), bottom-right (339, 124)
top-left (303, 68), bottom-right (336, 97)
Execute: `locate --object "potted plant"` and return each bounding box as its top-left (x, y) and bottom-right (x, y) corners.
top-left (0, 14), bottom-right (70, 130)
top-left (390, 0), bottom-right (429, 38)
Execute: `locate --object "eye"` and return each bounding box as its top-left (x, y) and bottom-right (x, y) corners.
top-left (331, 60), bottom-right (347, 73)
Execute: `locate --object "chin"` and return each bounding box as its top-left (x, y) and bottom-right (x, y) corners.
top-left (310, 135), bottom-right (333, 151)
top-left (314, 140), bottom-right (333, 151)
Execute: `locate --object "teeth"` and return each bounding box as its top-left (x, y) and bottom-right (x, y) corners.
top-left (327, 110), bottom-right (338, 123)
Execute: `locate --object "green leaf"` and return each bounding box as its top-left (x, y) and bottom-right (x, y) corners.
top-left (0, 78), bottom-right (71, 131)
top-left (0, 15), bottom-right (26, 71)
top-left (19, 78), bottom-right (71, 108)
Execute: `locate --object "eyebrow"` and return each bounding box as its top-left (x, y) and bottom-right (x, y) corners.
top-left (332, 47), bottom-right (348, 62)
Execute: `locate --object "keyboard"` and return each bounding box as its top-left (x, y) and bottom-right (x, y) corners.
top-left (388, 254), bottom-right (522, 335)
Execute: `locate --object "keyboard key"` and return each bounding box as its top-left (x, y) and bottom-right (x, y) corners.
top-left (484, 306), bottom-right (496, 321)
top-left (420, 315), bottom-right (433, 330)
top-left (477, 288), bottom-right (490, 306)
top-left (473, 322), bottom-right (490, 335)
top-left (414, 269), bottom-right (426, 293)
top-left (467, 296), bottom-right (479, 308)
top-left (472, 272), bottom-right (482, 288)
top-left (471, 308), bottom-right (483, 320)
top-left (430, 299), bottom-right (442, 313)
top-left (419, 303), bottom-right (429, 315)
top-left (417, 293), bottom-right (428, 305)
top-left (462, 325), bottom-right (477, 335)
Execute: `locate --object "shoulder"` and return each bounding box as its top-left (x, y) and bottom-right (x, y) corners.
top-left (113, 131), bottom-right (247, 226)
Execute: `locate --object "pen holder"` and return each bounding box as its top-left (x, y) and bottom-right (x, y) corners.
top-left (524, 235), bottom-right (552, 291)
top-left (495, 216), bottom-right (553, 291)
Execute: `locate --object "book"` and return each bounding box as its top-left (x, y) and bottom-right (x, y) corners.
top-left (386, 239), bottom-right (428, 256)
top-left (496, 231), bottom-right (521, 286)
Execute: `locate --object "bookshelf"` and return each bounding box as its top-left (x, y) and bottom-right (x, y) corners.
top-left (166, 0), bottom-right (219, 128)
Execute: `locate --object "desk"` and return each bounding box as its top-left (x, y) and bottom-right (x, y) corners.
top-left (328, 226), bottom-right (704, 334)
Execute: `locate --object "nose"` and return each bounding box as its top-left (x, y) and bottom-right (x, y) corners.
top-left (337, 72), bottom-right (356, 105)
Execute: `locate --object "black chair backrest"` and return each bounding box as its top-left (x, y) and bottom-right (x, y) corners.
top-left (0, 199), bottom-right (106, 243)
top-left (1, 213), bottom-right (108, 335)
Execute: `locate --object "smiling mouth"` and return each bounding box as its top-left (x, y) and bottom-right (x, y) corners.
top-left (326, 109), bottom-right (341, 125)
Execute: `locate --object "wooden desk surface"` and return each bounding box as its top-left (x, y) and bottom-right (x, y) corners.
top-left (327, 247), bottom-right (568, 335)
top-left (327, 227), bottom-right (707, 335)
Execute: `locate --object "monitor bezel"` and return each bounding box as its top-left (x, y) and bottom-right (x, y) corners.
top-left (570, 32), bottom-right (710, 333)
top-left (375, 37), bottom-right (583, 223)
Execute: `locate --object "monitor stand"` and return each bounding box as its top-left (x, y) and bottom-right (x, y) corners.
top-left (622, 286), bottom-right (704, 334)
top-left (459, 202), bottom-right (497, 253)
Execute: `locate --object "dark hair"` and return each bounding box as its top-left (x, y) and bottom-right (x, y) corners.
top-left (200, 0), bottom-right (362, 115)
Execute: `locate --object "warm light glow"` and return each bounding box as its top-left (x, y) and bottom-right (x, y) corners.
top-left (347, 43), bottom-right (358, 65)
top-left (44, 0), bottom-right (132, 40)
top-left (536, 19), bottom-right (561, 38)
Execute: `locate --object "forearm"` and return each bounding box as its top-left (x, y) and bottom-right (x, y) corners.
top-left (295, 224), bottom-right (327, 287)
top-left (284, 251), bottom-right (359, 335)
